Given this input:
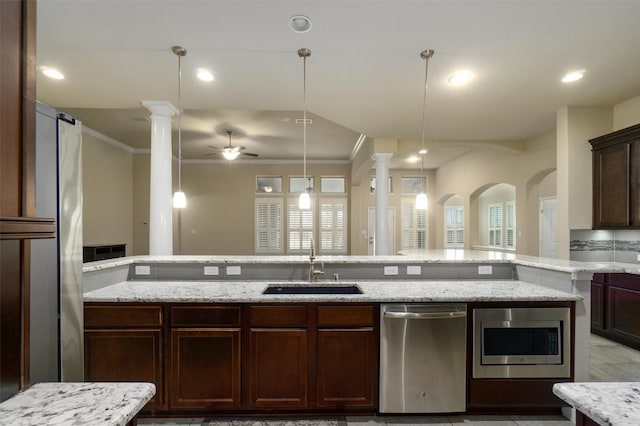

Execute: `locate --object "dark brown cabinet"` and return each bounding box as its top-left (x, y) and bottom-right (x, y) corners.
top-left (246, 305), bottom-right (309, 409)
top-left (590, 124), bottom-right (640, 229)
top-left (591, 273), bottom-right (640, 350)
top-left (169, 305), bottom-right (241, 409)
top-left (316, 305), bottom-right (377, 409)
top-left (84, 304), bottom-right (164, 410)
top-left (84, 302), bottom-right (379, 415)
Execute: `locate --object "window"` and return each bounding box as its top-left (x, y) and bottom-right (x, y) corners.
top-left (445, 206), bottom-right (464, 248)
top-left (319, 198), bottom-right (347, 254)
top-left (320, 177), bottom-right (346, 193)
top-left (369, 177), bottom-right (392, 194)
top-left (401, 176), bottom-right (426, 194)
top-left (401, 197), bottom-right (427, 250)
top-left (256, 176), bottom-right (282, 194)
top-left (255, 198), bottom-right (283, 253)
top-left (488, 203), bottom-right (503, 247)
top-left (289, 176), bottom-right (314, 194)
top-left (505, 201), bottom-right (515, 248)
top-left (288, 198), bottom-right (314, 252)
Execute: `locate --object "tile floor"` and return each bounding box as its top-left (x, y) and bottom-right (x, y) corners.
top-left (138, 334), bottom-right (640, 426)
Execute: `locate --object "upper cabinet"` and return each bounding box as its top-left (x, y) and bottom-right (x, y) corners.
top-left (590, 124), bottom-right (640, 229)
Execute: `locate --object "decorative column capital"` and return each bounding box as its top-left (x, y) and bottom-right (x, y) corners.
top-left (371, 152), bottom-right (394, 164)
top-left (142, 100), bottom-right (179, 117)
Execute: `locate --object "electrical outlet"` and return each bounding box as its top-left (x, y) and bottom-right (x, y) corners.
top-left (407, 265), bottom-right (421, 275)
top-left (135, 265), bottom-right (151, 276)
top-left (204, 266), bottom-right (219, 276)
top-left (384, 265), bottom-right (399, 276)
top-left (226, 265), bottom-right (241, 275)
top-left (478, 265), bottom-right (493, 275)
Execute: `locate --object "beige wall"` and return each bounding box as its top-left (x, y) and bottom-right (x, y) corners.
top-left (131, 158), bottom-right (351, 255)
top-left (82, 130), bottom-right (134, 255)
top-left (614, 94), bottom-right (640, 130)
top-left (433, 131), bottom-right (556, 255)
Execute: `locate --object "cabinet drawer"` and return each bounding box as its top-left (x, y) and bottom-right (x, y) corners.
top-left (171, 305), bottom-right (241, 327)
top-left (248, 305), bottom-right (308, 327)
top-left (318, 305), bottom-right (376, 327)
top-left (85, 305), bottom-right (162, 328)
top-left (608, 273), bottom-right (640, 290)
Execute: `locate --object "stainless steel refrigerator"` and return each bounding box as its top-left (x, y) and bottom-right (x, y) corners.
top-left (30, 102), bottom-right (84, 383)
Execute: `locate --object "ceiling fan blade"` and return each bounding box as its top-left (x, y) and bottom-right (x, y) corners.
top-left (207, 145), bottom-right (223, 150)
top-left (242, 152), bottom-right (259, 158)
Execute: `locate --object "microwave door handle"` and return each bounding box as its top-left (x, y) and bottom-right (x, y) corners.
top-left (384, 311), bottom-right (467, 320)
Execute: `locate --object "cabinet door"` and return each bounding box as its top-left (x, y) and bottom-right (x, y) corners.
top-left (85, 329), bottom-right (163, 410)
top-left (170, 328), bottom-right (241, 409)
top-left (591, 281), bottom-right (605, 331)
top-left (316, 328), bottom-right (376, 408)
top-left (249, 328), bottom-right (307, 408)
top-left (608, 284), bottom-right (640, 348)
top-left (593, 143), bottom-right (630, 228)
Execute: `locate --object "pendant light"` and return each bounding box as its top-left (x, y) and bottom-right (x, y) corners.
top-left (416, 49), bottom-right (434, 210)
top-left (298, 48), bottom-right (312, 210)
top-left (172, 45), bottom-right (187, 209)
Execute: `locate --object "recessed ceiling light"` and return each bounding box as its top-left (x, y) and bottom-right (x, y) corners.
top-left (419, 148), bottom-right (428, 155)
top-left (562, 70), bottom-right (585, 83)
top-left (196, 69), bottom-right (214, 82)
top-left (42, 67), bottom-right (64, 79)
top-left (288, 15), bottom-right (312, 33)
top-left (407, 155), bottom-right (420, 163)
top-left (448, 71), bottom-right (472, 86)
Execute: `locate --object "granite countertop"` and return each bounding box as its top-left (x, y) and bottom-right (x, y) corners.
top-left (553, 382), bottom-right (640, 426)
top-left (82, 250), bottom-right (626, 275)
top-left (83, 279), bottom-right (581, 303)
top-left (0, 382), bottom-right (155, 426)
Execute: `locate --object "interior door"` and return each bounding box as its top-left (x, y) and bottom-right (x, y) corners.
top-left (367, 207), bottom-right (396, 255)
top-left (539, 197), bottom-right (557, 258)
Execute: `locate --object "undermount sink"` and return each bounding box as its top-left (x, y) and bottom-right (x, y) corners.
top-left (262, 284), bottom-right (363, 295)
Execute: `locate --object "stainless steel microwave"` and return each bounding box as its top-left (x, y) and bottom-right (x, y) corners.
top-left (473, 307), bottom-right (571, 378)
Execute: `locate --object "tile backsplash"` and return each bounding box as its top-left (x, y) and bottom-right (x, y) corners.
top-left (570, 229), bottom-right (640, 263)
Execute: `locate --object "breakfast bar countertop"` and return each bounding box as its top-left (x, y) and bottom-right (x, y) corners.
top-left (553, 382), bottom-right (640, 426)
top-left (0, 382), bottom-right (156, 426)
top-left (83, 279), bottom-right (581, 303)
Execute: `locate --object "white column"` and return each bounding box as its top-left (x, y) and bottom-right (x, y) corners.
top-left (372, 153), bottom-right (393, 255)
top-left (142, 100), bottom-right (178, 255)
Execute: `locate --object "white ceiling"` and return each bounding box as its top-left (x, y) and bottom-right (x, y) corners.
top-left (36, 0), bottom-right (640, 169)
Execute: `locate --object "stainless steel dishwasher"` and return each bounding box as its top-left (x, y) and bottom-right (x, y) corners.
top-left (379, 304), bottom-right (467, 413)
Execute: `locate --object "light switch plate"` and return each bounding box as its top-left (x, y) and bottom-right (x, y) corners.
top-left (204, 266), bottom-right (219, 276)
top-left (384, 265), bottom-right (399, 276)
top-left (135, 265), bottom-right (151, 276)
top-left (226, 265), bottom-right (242, 275)
top-left (407, 265), bottom-right (421, 275)
top-left (478, 265), bottom-right (493, 275)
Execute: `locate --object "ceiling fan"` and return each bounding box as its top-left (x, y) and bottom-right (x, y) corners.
top-left (207, 130), bottom-right (258, 160)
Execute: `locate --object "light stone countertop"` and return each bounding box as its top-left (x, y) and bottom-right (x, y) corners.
top-left (82, 250), bottom-right (627, 275)
top-left (553, 382), bottom-right (640, 426)
top-left (83, 279), bottom-right (581, 303)
top-left (0, 382), bottom-right (155, 426)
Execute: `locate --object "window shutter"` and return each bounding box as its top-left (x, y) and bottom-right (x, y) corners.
top-left (255, 198), bottom-right (283, 253)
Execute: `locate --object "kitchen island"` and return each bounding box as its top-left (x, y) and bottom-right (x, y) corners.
top-left (553, 382), bottom-right (640, 426)
top-left (82, 251), bottom-right (612, 417)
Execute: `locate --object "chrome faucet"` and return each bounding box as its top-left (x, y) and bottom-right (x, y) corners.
top-left (308, 236), bottom-right (325, 282)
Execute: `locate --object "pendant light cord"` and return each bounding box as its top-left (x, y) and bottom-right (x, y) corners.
top-left (172, 45), bottom-right (187, 192)
top-left (299, 48), bottom-right (311, 189)
top-left (177, 51), bottom-right (183, 191)
top-left (420, 49), bottom-right (434, 193)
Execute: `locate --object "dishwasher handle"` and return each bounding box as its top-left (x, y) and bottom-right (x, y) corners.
top-left (383, 310), bottom-right (466, 320)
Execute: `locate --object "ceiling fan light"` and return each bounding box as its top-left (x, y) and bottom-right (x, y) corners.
top-left (299, 192), bottom-right (311, 210)
top-left (222, 150), bottom-right (240, 160)
top-left (173, 190), bottom-right (187, 208)
top-left (415, 192), bottom-right (428, 210)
